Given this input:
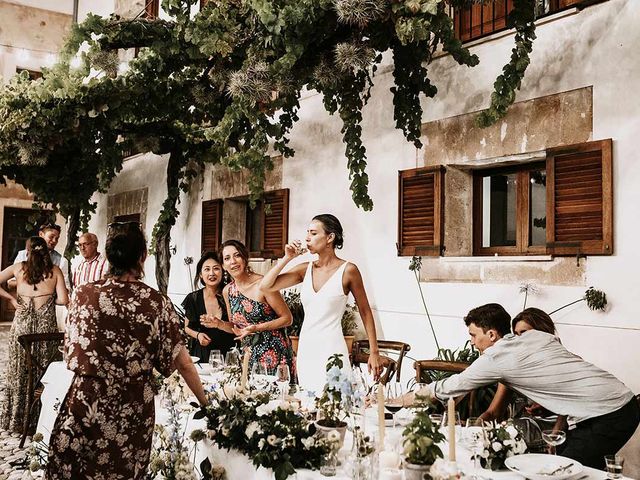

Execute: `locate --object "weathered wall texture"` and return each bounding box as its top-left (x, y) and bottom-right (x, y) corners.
top-left (418, 87), bottom-right (592, 284)
top-left (0, 1), bottom-right (71, 52)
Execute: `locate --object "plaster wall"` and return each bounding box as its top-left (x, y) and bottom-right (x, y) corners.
top-left (88, 0), bottom-right (640, 395)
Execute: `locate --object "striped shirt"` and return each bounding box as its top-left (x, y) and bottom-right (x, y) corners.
top-left (73, 253), bottom-right (108, 288)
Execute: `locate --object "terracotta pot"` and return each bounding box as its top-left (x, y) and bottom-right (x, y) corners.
top-left (290, 335), bottom-right (299, 355)
top-left (403, 462), bottom-right (432, 480)
top-left (314, 420), bottom-right (348, 448)
top-left (343, 335), bottom-right (355, 355)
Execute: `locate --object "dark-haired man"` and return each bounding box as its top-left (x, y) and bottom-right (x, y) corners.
top-left (13, 223), bottom-right (70, 289)
top-left (424, 303), bottom-right (639, 469)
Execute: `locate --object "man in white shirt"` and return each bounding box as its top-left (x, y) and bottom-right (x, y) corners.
top-left (13, 223), bottom-right (70, 289)
top-left (425, 303), bottom-right (639, 469)
top-left (72, 233), bottom-right (108, 288)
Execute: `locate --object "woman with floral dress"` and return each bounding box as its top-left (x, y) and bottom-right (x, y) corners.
top-left (46, 223), bottom-right (208, 480)
top-left (209, 239), bottom-right (294, 374)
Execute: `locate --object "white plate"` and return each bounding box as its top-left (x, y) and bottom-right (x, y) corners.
top-left (505, 454), bottom-right (583, 480)
top-left (190, 356), bottom-right (200, 363)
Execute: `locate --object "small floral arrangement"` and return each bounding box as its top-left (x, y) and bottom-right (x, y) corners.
top-left (316, 354), bottom-right (362, 428)
top-left (352, 425), bottom-right (375, 457)
top-left (402, 399), bottom-right (445, 466)
top-left (479, 421), bottom-right (528, 470)
top-left (22, 432), bottom-right (48, 474)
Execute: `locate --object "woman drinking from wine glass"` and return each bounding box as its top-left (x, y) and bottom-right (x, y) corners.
top-left (260, 213), bottom-right (381, 393)
top-left (212, 239), bottom-right (294, 375)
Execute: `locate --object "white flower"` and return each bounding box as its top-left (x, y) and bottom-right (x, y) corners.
top-left (267, 434), bottom-right (279, 446)
top-left (90, 33), bottom-right (104, 42)
top-left (492, 441), bottom-right (503, 452)
top-left (505, 425), bottom-right (519, 438)
top-left (77, 41), bottom-right (92, 55)
top-left (245, 421), bottom-right (260, 438)
top-left (301, 437), bottom-right (316, 449)
top-left (327, 430), bottom-right (341, 442)
top-left (256, 403), bottom-right (275, 417)
top-left (221, 427), bottom-right (230, 436)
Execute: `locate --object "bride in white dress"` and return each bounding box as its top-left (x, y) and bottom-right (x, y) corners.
top-left (260, 214), bottom-right (381, 393)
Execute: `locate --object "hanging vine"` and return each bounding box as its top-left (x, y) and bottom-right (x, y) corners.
top-left (0, 0), bottom-right (539, 290)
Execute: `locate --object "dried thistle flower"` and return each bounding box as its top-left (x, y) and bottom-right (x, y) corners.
top-left (334, 0), bottom-right (387, 28)
top-left (409, 255), bottom-right (422, 272)
top-left (312, 57), bottom-right (345, 90)
top-left (584, 287), bottom-right (607, 311)
top-left (226, 61), bottom-right (272, 103)
top-left (334, 41), bottom-right (376, 73)
top-left (18, 143), bottom-right (47, 166)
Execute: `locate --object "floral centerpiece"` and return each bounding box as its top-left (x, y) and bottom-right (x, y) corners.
top-left (478, 421), bottom-right (528, 470)
top-left (402, 397), bottom-right (445, 480)
top-left (315, 354), bottom-right (360, 432)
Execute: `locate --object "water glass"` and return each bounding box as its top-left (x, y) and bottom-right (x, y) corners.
top-left (541, 429), bottom-right (566, 455)
top-left (605, 455), bottom-right (624, 479)
top-left (251, 362), bottom-right (268, 389)
top-left (276, 363), bottom-right (291, 401)
top-left (225, 349), bottom-right (241, 367)
top-left (320, 451), bottom-right (338, 476)
top-left (464, 417), bottom-right (485, 478)
top-left (429, 413), bottom-right (443, 426)
top-left (208, 352), bottom-right (224, 374)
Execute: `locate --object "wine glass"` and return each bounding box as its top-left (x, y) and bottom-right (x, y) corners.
top-left (441, 410), bottom-right (462, 441)
top-left (384, 382), bottom-right (405, 429)
top-left (276, 363), bottom-right (291, 401)
top-left (225, 349), bottom-right (241, 367)
top-left (251, 362), bottom-right (268, 389)
top-left (463, 417), bottom-right (485, 477)
top-left (541, 429), bottom-right (566, 455)
top-left (208, 352), bottom-right (224, 375)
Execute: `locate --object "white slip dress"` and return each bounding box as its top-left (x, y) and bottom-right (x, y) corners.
top-left (297, 261), bottom-right (351, 394)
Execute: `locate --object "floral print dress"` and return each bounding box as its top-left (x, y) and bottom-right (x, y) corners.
top-left (0, 294), bottom-right (58, 433)
top-left (227, 281), bottom-right (295, 375)
top-left (45, 278), bottom-right (184, 480)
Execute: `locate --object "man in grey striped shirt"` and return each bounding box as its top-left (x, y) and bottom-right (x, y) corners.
top-left (426, 303), bottom-right (639, 469)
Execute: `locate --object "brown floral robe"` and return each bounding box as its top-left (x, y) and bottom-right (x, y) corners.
top-left (46, 278), bottom-right (184, 480)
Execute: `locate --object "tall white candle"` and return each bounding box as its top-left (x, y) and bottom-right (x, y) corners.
top-left (447, 397), bottom-right (456, 462)
top-left (240, 346), bottom-right (250, 391)
top-left (377, 384), bottom-right (385, 447)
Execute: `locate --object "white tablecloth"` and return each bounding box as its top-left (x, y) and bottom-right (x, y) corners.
top-left (37, 362), bottom-right (623, 480)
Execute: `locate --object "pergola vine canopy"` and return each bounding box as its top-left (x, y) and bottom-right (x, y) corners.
top-left (0, 0), bottom-right (537, 290)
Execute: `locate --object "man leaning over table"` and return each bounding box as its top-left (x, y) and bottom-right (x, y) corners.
top-left (422, 303), bottom-right (639, 470)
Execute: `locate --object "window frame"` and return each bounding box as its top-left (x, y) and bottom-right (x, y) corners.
top-left (472, 161), bottom-right (547, 256)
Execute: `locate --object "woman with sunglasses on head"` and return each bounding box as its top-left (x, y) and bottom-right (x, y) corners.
top-left (181, 251), bottom-right (236, 362)
top-left (260, 214), bottom-right (382, 393)
top-left (0, 236), bottom-right (68, 433)
top-left (46, 223), bottom-right (208, 480)
top-left (212, 239), bottom-right (294, 375)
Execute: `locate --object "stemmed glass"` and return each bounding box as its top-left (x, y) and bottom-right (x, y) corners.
top-left (384, 382), bottom-right (405, 429)
top-left (208, 352), bottom-right (225, 375)
top-left (463, 417), bottom-right (486, 477)
top-left (276, 363), bottom-right (291, 401)
top-left (542, 429), bottom-right (566, 455)
top-left (251, 362), bottom-right (268, 389)
top-left (225, 349), bottom-right (241, 368)
top-left (441, 411), bottom-right (462, 441)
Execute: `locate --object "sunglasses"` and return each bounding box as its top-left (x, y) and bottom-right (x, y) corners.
top-left (39, 223), bottom-right (61, 232)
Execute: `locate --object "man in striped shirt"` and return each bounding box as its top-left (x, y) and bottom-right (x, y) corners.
top-left (73, 233), bottom-right (108, 288)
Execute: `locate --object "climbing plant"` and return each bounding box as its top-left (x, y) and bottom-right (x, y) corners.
top-left (0, 0), bottom-right (537, 291)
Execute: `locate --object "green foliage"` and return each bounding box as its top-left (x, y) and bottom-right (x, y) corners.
top-left (0, 0), bottom-right (539, 281)
top-left (402, 398), bottom-right (445, 466)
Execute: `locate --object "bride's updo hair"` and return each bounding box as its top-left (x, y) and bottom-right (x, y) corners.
top-left (312, 214), bottom-right (344, 250)
top-left (23, 236), bottom-right (54, 287)
top-left (106, 223), bottom-right (147, 279)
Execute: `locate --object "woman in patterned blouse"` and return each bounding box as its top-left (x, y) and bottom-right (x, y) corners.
top-left (205, 239), bottom-right (294, 375)
top-left (46, 222), bottom-right (208, 480)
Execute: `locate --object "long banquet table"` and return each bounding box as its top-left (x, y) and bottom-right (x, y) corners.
top-left (37, 362), bottom-right (626, 479)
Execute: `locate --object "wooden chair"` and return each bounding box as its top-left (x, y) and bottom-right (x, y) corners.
top-left (351, 351), bottom-right (397, 386)
top-left (351, 340), bottom-right (411, 383)
top-left (17, 332), bottom-right (64, 447)
top-left (413, 359), bottom-right (478, 419)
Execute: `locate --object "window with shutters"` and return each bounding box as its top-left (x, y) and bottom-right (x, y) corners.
top-left (144, 0), bottom-right (160, 19)
top-left (201, 199), bottom-right (222, 254)
top-left (472, 139), bottom-right (612, 256)
top-left (451, 0), bottom-right (595, 43)
top-left (397, 166), bottom-right (445, 257)
top-left (245, 189), bottom-right (289, 259)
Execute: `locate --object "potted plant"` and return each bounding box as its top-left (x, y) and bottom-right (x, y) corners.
top-left (315, 354), bottom-right (355, 447)
top-left (402, 397), bottom-right (445, 480)
top-left (283, 289), bottom-right (304, 354)
top-left (341, 303), bottom-right (358, 354)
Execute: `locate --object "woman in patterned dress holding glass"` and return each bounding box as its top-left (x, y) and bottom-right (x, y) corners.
top-left (210, 239), bottom-right (294, 374)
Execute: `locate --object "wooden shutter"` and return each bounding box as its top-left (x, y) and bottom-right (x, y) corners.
top-left (144, 0), bottom-right (159, 18)
top-left (201, 199), bottom-right (223, 254)
top-left (546, 139), bottom-right (612, 255)
top-left (397, 166), bottom-right (445, 257)
top-left (260, 189), bottom-right (289, 258)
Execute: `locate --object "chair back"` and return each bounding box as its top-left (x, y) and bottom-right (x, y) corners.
top-left (351, 340), bottom-right (410, 383)
top-left (351, 351), bottom-right (397, 385)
